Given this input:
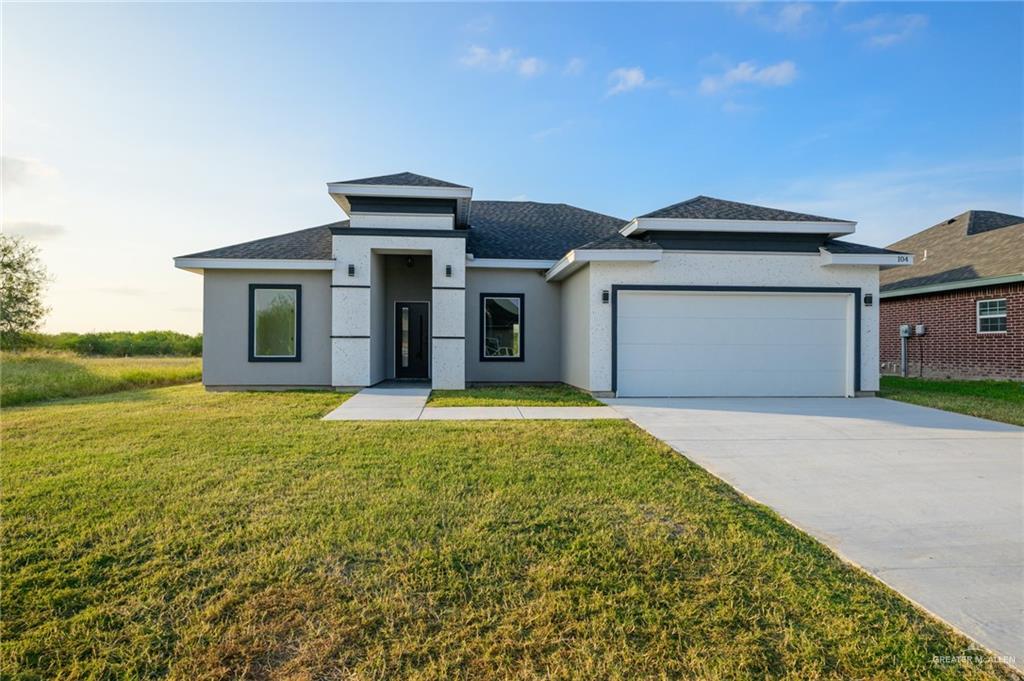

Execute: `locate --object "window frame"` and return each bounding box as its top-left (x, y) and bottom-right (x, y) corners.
top-left (248, 284), bottom-right (302, 362)
top-left (976, 298), bottom-right (1007, 334)
top-left (479, 292), bottom-right (525, 362)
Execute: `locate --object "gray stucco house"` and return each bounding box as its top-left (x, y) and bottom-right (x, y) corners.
top-left (175, 172), bottom-right (911, 397)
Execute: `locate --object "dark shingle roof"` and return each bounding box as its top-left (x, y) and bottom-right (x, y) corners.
top-left (177, 222), bottom-right (343, 260)
top-left (822, 240), bottom-right (907, 255)
top-left (640, 195), bottom-right (851, 223)
top-left (965, 210), bottom-right (1024, 236)
top-left (880, 210), bottom-right (1024, 292)
top-left (332, 172), bottom-right (469, 188)
top-left (466, 201), bottom-right (642, 260)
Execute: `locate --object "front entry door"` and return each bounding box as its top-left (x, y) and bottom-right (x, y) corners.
top-left (395, 302), bottom-right (429, 379)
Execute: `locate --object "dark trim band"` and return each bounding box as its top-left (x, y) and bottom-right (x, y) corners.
top-left (610, 285), bottom-right (861, 394)
top-left (433, 336), bottom-right (465, 340)
top-left (331, 284), bottom-right (371, 289)
top-left (331, 335), bottom-right (370, 339)
top-left (432, 286), bottom-right (465, 290)
top-left (330, 227), bottom-right (468, 238)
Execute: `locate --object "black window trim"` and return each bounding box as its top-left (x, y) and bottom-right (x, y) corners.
top-left (248, 284), bottom-right (302, 362)
top-left (480, 292), bottom-right (525, 362)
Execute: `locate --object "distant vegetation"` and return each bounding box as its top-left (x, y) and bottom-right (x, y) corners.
top-left (6, 330), bottom-right (202, 356)
top-left (1, 352), bottom-right (202, 407)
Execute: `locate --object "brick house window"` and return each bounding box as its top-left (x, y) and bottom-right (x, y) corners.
top-left (977, 298), bottom-right (1007, 333)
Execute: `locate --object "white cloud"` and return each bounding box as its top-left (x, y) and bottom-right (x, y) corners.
top-left (463, 15), bottom-right (494, 33)
top-left (846, 13), bottom-right (928, 47)
top-left (1, 156), bottom-right (58, 190)
top-left (699, 60), bottom-right (797, 95)
top-left (563, 57), bottom-right (586, 76)
top-left (517, 57), bottom-right (546, 78)
top-left (460, 45), bottom-right (545, 78)
top-left (734, 2), bottom-right (816, 34)
top-left (607, 67), bottom-right (648, 96)
top-left (3, 221), bottom-right (67, 240)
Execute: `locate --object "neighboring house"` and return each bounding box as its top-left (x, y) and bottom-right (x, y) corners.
top-left (879, 210), bottom-right (1024, 380)
top-left (174, 172), bottom-right (911, 397)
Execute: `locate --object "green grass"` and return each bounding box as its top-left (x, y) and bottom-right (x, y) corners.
top-left (880, 376), bottom-right (1024, 426)
top-left (2, 385), bottom-right (1013, 679)
top-left (428, 383), bottom-right (603, 407)
top-left (1, 352), bottom-right (202, 407)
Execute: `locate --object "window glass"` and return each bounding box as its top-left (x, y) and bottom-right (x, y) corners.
top-left (977, 298), bottom-right (1007, 333)
top-left (483, 296), bottom-right (521, 358)
top-left (253, 288), bottom-right (297, 356)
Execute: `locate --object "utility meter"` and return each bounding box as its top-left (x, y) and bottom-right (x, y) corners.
top-left (915, 324), bottom-right (927, 336)
top-left (899, 324), bottom-right (911, 338)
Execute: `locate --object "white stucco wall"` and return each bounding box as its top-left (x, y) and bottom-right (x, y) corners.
top-left (331, 233), bottom-right (466, 389)
top-left (560, 266), bottom-right (592, 390)
top-left (584, 252), bottom-right (881, 393)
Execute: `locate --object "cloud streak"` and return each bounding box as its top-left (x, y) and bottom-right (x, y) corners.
top-left (699, 60), bottom-right (797, 95)
top-left (734, 2), bottom-right (816, 34)
top-left (460, 45), bottom-right (545, 77)
top-left (846, 13), bottom-right (928, 47)
top-left (607, 67), bottom-right (649, 96)
top-left (3, 221), bottom-right (67, 241)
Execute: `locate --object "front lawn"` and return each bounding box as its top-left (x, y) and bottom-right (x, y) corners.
top-left (0, 352), bottom-right (202, 407)
top-left (880, 376), bottom-right (1024, 426)
top-left (428, 383), bottom-right (602, 407)
top-left (2, 385), bottom-right (1012, 679)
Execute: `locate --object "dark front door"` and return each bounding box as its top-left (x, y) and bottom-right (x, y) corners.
top-left (395, 302), bottom-right (429, 379)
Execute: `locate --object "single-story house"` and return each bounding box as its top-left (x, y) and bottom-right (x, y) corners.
top-left (174, 172), bottom-right (911, 397)
top-left (879, 210), bottom-right (1023, 380)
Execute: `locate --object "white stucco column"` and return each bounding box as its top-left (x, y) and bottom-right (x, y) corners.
top-left (430, 239), bottom-right (466, 389)
top-left (331, 240), bottom-right (372, 387)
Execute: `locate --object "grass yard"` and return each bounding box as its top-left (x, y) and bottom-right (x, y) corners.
top-left (880, 376), bottom-right (1024, 426)
top-left (3, 389), bottom-right (1016, 679)
top-left (0, 352), bottom-right (202, 407)
top-left (428, 383), bottom-right (602, 407)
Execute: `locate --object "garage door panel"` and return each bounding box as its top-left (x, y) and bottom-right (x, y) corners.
top-left (617, 317), bottom-right (846, 347)
top-left (616, 291), bottom-right (850, 397)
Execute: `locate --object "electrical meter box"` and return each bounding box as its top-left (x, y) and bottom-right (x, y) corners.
top-left (915, 324), bottom-right (927, 336)
top-left (899, 324), bottom-right (911, 338)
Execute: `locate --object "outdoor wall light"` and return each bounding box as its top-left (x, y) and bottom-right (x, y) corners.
top-left (445, 264), bottom-right (452, 278)
top-left (347, 264), bottom-right (355, 277)
top-left (602, 289), bottom-right (610, 304)
top-left (864, 293), bottom-right (873, 306)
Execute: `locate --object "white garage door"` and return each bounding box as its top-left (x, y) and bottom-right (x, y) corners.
top-left (616, 290), bottom-right (852, 397)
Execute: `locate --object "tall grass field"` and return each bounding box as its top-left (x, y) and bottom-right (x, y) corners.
top-left (1, 352), bottom-right (202, 406)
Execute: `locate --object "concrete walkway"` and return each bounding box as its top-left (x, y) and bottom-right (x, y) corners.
top-left (604, 396), bottom-right (1024, 668)
top-left (322, 384), bottom-right (623, 421)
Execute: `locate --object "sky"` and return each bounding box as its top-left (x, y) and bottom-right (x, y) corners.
top-left (3, 1), bottom-right (1022, 334)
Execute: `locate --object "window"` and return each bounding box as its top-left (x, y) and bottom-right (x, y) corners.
top-left (481, 293), bottom-right (524, 361)
top-left (249, 285), bottom-right (301, 361)
top-left (977, 298), bottom-right (1007, 333)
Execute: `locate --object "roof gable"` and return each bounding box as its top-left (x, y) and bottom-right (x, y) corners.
top-left (639, 195), bottom-right (851, 223)
top-left (331, 171), bottom-right (469, 188)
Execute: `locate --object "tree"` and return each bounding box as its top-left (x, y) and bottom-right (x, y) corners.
top-left (1, 234), bottom-right (50, 345)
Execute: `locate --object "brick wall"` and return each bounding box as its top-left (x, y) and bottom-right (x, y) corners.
top-left (879, 282), bottom-right (1023, 380)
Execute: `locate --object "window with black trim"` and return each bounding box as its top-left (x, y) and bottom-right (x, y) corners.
top-left (480, 293), bottom-right (524, 361)
top-left (977, 298), bottom-right (1007, 333)
top-left (249, 284), bottom-right (302, 361)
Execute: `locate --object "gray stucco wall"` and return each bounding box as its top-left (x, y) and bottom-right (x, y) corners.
top-left (465, 268), bottom-right (562, 383)
top-left (383, 254), bottom-right (432, 379)
top-left (560, 267), bottom-right (591, 390)
top-left (202, 269), bottom-right (332, 387)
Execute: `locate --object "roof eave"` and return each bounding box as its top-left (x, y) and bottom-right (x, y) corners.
top-left (880, 273), bottom-right (1024, 299)
top-left (545, 248), bottom-right (663, 282)
top-left (819, 248), bottom-right (913, 268)
top-left (621, 217), bottom-right (857, 237)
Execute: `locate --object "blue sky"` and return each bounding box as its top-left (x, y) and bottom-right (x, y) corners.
top-left (3, 2), bottom-right (1022, 332)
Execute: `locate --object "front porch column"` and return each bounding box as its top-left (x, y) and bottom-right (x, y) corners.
top-left (430, 241), bottom-right (466, 390)
top-left (330, 243), bottom-right (372, 388)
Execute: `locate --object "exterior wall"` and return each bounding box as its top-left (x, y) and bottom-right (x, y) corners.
top-left (348, 214), bottom-right (454, 230)
top-left (560, 267), bottom-right (592, 390)
top-left (585, 252), bottom-right (881, 393)
top-left (880, 282), bottom-right (1023, 380)
top-left (331, 233), bottom-right (465, 389)
top-left (464, 268), bottom-right (562, 382)
top-left (202, 269), bottom-right (332, 387)
top-left (383, 254), bottom-right (432, 379)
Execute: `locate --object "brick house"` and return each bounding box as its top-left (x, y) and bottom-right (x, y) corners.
top-left (879, 210), bottom-right (1023, 380)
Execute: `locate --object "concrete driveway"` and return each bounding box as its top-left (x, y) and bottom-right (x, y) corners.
top-left (604, 396), bottom-right (1023, 667)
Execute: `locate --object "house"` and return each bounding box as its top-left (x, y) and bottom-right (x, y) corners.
top-left (174, 172), bottom-right (911, 397)
top-left (879, 210), bottom-right (1024, 380)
